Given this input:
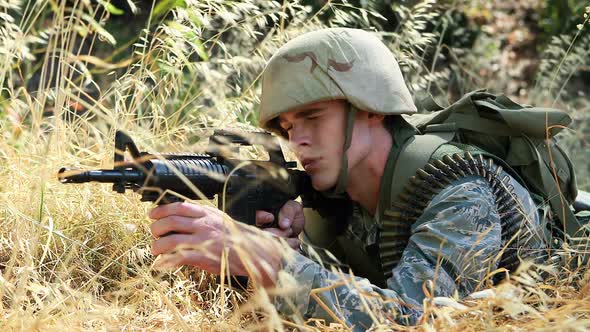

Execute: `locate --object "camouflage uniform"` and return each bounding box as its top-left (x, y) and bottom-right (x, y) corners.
top-left (257, 28), bottom-right (549, 330)
top-left (273, 141), bottom-right (548, 330)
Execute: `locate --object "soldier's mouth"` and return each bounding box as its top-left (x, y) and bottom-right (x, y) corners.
top-left (302, 158), bottom-right (319, 172)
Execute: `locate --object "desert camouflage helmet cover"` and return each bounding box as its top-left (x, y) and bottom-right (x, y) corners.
top-left (259, 27), bottom-right (417, 131)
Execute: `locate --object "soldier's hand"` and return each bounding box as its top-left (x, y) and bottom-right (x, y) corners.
top-left (149, 202), bottom-right (282, 288)
top-left (255, 200), bottom-right (304, 250)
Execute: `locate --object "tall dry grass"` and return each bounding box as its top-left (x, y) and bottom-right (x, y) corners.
top-left (1, 0), bottom-right (590, 331)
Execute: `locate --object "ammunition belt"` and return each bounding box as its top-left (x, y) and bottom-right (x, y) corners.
top-left (379, 152), bottom-right (539, 279)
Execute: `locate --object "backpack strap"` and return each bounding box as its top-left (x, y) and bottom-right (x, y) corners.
top-left (376, 131), bottom-right (454, 279)
top-left (387, 131), bottom-right (455, 224)
top-left (523, 135), bottom-right (584, 239)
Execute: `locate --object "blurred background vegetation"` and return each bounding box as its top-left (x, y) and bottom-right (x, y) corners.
top-left (1, 0), bottom-right (588, 187)
top-left (0, 0), bottom-right (589, 329)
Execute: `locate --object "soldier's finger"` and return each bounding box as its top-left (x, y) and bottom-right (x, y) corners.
top-left (151, 233), bottom-right (201, 256)
top-left (280, 201), bottom-right (305, 234)
top-left (149, 202), bottom-right (207, 220)
top-left (279, 218), bottom-right (291, 229)
top-left (153, 250), bottom-right (219, 273)
top-left (286, 238), bottom-right (301, 250)
top-left (290, 212), bottom-right (305, 237)
top-left (255, 210), bottom-right (274, 227)
top-left (150, 215), bottom-right (198, 238)
top-left (264, 227), bottom-right (293, 238)
top-left (152, 252), bottom-right (187, 270)
top-left (155, 247), bottom-right (247, 277)
top-left (278, 200), bottom-right (302, 229)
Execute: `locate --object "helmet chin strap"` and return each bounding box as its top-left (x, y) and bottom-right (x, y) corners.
top-left (324, 103), bottom-right (357, 197)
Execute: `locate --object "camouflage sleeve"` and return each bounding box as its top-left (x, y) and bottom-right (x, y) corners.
top-left (274, 174), bottom-right (543, 330)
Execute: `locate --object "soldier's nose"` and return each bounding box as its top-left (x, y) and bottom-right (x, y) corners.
top-left (289, 128), bottom-right (311, 148)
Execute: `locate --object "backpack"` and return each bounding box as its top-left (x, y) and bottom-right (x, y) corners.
top-left (398, 89), bottom-right (584, 241)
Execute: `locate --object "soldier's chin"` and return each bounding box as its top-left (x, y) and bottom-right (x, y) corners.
top-left (310, 175), bottom-right (337, 192)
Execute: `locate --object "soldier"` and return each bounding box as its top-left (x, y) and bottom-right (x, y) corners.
top-left (148, 28), bottom-right (551, 329)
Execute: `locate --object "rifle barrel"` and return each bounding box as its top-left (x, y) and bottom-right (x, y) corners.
top-left (58, 167), bottom-right (143, 183)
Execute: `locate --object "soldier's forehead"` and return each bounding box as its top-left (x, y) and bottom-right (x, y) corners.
top-left (278, 108), bottom-right (323, 124)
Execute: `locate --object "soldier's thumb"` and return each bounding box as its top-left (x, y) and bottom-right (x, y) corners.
top-left (278, 200), bottom-right (300, 229)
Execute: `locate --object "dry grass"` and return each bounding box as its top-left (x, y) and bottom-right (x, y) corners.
top-left (1, 0), bottom-right (590, 331)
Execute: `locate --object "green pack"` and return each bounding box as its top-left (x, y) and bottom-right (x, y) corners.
top-left (399, 89), bottom-right (583, 239)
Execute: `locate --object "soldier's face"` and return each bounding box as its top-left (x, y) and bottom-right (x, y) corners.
top-left (278, 100), bottom-right (346, 190)
top-left (278, 100), bottom-right (373, 191)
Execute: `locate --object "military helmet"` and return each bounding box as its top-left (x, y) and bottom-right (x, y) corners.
top-left (258, 27), bottom-right (417, 132)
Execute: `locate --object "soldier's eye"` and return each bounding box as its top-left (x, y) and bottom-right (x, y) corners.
top-left (279, 122), bottom-right (291, 131)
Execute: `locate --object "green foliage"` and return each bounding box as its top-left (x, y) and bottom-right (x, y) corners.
top-left (97, 0), bottom-right (125, 16)
top-left (535, 31), bottom-right (590, 101)
top-left (2, 1), bottom-right (587, 187)
top-left (540, 0), bottom-right (589, 39)
top-left (152, 0), bottom-right (187, 20)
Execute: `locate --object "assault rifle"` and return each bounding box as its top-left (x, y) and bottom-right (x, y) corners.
top-left (58, 130), bottom-right (317, 227)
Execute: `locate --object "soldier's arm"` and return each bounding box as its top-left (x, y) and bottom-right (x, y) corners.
top-left (274, 175), bottom-right (541, 329)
